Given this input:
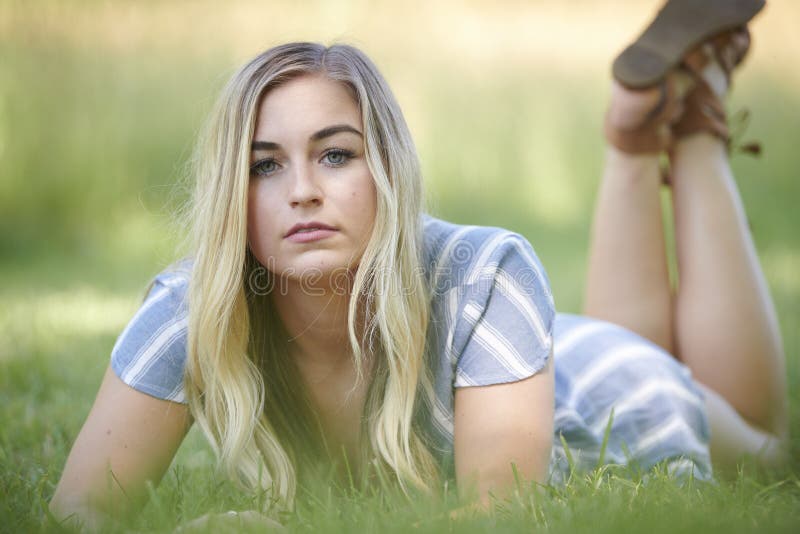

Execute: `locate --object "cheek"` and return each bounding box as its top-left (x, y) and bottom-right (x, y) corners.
top-left (340, 167), bottom-right (377, 214)
top-left (248, 182), bottom-right (277, 220)
top-left (349, 187), bottom-right (377, 229)
top-left (353, 177), bottom-right (377, 212)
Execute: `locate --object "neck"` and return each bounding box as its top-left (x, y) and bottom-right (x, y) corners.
top-left (269, 272), bottom-right (365, 375)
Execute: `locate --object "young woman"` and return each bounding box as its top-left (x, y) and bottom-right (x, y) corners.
top-left (51, 1), bottom-right (787, 529)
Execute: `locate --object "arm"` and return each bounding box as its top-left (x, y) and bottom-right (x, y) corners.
top-left (454, 352), bottom-right (554, 505)
top-left (50, 365), bottom-right (191, 530)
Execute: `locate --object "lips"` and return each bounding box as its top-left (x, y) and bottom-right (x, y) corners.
top-left (285, 221), bottom-right (337, 238)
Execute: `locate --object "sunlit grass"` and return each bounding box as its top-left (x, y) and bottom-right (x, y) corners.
top-left (0, 289), bottom-right (141, 363)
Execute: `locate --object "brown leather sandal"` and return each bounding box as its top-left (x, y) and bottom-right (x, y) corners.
top-left (659, 28), bottom-right (760, 184)
top-left (613, 0), bottom-right (765, 89)
top-left (673, 28), bottom-right (758, 151)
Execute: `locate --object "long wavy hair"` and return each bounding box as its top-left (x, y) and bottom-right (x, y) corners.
top-left (183, 43), bottom-right (438, 508)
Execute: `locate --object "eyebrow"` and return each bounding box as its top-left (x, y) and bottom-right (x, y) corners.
top-left (251, 124), bottom-right (363, 151)
top-left (311, 124), bottom-right (363, 141)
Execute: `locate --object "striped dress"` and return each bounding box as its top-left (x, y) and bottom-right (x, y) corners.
top-left (111, 215), bottom-right (712, 482)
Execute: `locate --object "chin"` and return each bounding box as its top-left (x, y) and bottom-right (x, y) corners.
top-left (269, 254), bottom-right (360, 289)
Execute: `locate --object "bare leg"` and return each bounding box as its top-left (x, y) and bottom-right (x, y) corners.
top-left (587, 135), bottom-right (788, 470)
top-left (584, 83), bottom-right (675, 352)
top-left (670, 134), bottom-right (788, 441)
top-left (583, 150), bottom-right (673, 352)
top-left (585, 71), bottom-right (788, 469)
top-left (700, 382), bottom-right (787, 472)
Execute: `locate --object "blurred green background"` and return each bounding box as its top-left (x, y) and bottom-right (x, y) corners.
top-left (1, 0), bottom-right (798, 527)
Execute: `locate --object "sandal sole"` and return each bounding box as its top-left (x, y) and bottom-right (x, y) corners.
top-left (612, 0), bottom-right (765, 89)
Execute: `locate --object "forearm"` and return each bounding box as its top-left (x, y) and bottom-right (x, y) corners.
top-left (50, 367), bottom-right (191, 530)
top-left (456, 446), bottom-right (550, 505)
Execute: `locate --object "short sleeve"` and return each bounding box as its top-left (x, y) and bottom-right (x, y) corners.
top-left (110, 271), bottom-right (190, 403)
top-left (453, 234), bottom-right (555, 388)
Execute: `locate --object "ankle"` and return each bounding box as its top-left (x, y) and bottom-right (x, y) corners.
top-left (605, 146), bottom-right (663, 182)
top-left (607, 145), bottom-right (661, 164)
top-left (672, 132), bottom-right (728, 158)
top-left (669, 133), bottom-right (731, 184)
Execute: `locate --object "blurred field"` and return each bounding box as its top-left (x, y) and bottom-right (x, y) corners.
top-left (1, 0), bottom-right (799, 531)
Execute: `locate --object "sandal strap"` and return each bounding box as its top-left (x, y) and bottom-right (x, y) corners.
top-left (711, 28), bottom-right (751, 81)
top-left (673, 69), bottom-right (729, 142)
top-left (673, 28), bottom-right (751, 145)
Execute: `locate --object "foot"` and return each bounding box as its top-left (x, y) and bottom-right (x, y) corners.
top-left (604, 72), bottom-right (693, 155)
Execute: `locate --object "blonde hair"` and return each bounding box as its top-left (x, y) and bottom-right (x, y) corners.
top-left (183, 43), bottom-right (438, 508)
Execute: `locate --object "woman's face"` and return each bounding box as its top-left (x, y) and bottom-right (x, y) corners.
top-left (247, 74), bottom-right (377, 286)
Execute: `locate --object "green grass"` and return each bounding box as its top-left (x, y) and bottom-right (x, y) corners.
top-left (2, 1), bottom-right (799, 532)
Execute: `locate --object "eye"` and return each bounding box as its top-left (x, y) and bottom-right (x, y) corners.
top-left (250, 158), bottom-right (280, 177)
top-left (321, 148), bottom-right (354, 167)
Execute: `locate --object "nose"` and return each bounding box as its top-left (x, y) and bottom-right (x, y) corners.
top-left (287, 163), bottom-right (322, 208)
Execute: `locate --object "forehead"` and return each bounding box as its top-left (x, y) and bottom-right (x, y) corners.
top-left (254, 74), bottom-right (361, 139)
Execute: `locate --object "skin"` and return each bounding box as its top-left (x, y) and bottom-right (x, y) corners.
top-left (247, 74), bottom-right (377, 280)
top-left (248, 74), bottom-right (554, 492)
top-left (585, 66), bottom-right (788, 471)
top-left (49, 367), bottom-right (191, 529)
top-left (50, 73), bottom-right (554, 528)
top-left (455, 356), bottom-right (555, 503)
top-left (247, 75), bottom-right (378, 463)
top-left (49, 44), bottom-right (790, 527)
